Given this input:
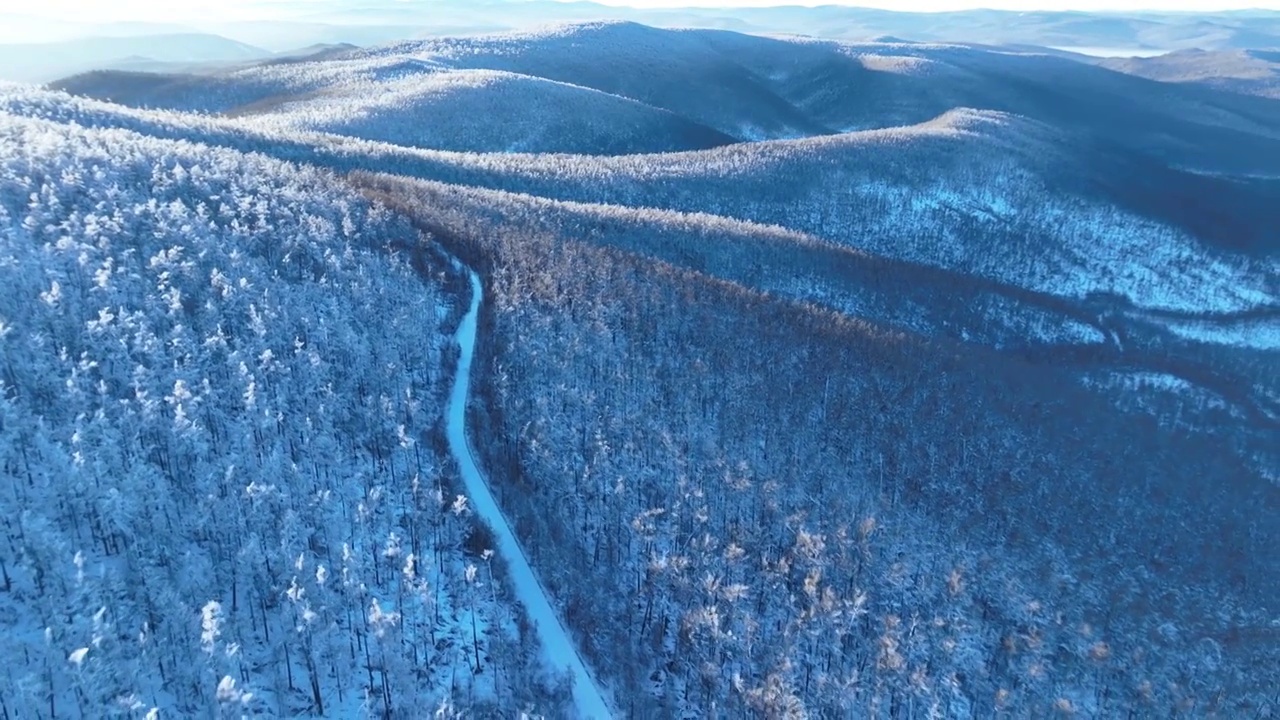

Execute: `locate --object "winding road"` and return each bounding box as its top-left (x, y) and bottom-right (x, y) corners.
top-left (445, 263), bottom-right (613, 719)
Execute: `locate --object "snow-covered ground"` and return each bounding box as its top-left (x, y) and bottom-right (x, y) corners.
top-left (1156, 315), bottom-right (1280, 350)
top-left (446, 266), bottom-right (613, 719)
top-left (0, 111), bottom-right (567, 717)
top-left (1079, 370), bottom-right (1246, 422)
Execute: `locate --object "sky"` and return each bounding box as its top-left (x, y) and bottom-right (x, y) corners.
top-left (8, 0), bottom-right (1279, 24)
top-left (606, 0), bottom-right (1276, 6)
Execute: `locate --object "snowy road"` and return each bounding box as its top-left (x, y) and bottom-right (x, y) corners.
top-left (446, 265), bottom-right (613, 719)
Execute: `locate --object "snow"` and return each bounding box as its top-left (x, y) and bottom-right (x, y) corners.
top-left (1079, 370), bottom-right (1246, 421)
top-left (446, 265), bottom-right (613, 720)
top-left (0, 111), bottom-right (560, 717)
top-left (857, 54), bottom-right (946, 76)
top-left (239, 66), bottom-right (721, 154)
top-left (1158, 315), bottom-right (1280, 350)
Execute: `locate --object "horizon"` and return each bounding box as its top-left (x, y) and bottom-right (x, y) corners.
top-left (5, 0), bottom-right (1279, 26)
top-left (593, 0), bottom-right (1279, 9)
top-left (1, 0), bottom-right (1274, 66)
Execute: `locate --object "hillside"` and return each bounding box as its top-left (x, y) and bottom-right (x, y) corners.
top-left (345, 23), bottom-right (1280, 172)
top-left (358, 177), bottom-right (1112, 349)
top-left (51, 54), bottom-right (735, 155)
top-left (333, 109), bottom-right (1277, 316)
top-left (51, 23), bottom-right (830, 141)
top-left (689, 31), bottom-right (1280, 173)
top-left (241, 68), bottom-right (735, 154)
top-left (354, 178), bottom-right (1279, 436)
top-left (7, 84), bottom-right (1272, 379)
top-left (359, 170), bottom-right (1279, 717)
top-left (50, 69), bottom-right (209, 107)
top-left (49, 55), bottom-right (423, 115)
top-left (1100, 48), bottom-right (1280, 99)
top-left (0, 110), bottom-right (568, 717)
top-left (363, 22), bottom-right (830, 141)
top-left (9, 80), bottom-right (1275, 343)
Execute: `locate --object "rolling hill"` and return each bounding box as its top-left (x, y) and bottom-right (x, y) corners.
top-left (686, 30), bottom-right (1280, 173)
top-left (357, 167), bottom-right (1279, 718)
top-left (241, 68), bottom-right (736, 154)
top-left (337, 108), bottom-right (1277, 315)
top-left (363, 22), bottom-right (831, 140)
top-left (1100, 48), bottom-right (1280, 99)
top-left (23, 52), bottom-right (1280, 318)
top-left (55, 23), bottom-right (1280, 174)
top-left (51, 51), bottom-right (736, 155)
top-left (0, 109), bottom-right (570, 717)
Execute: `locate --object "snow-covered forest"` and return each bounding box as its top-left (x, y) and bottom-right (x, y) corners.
top-left (0, 114), bottom-right (568, 717)
top-left (2, 16), bottom-right (1277, 720)
top-left (364, 173), bottom-right (1277, 718)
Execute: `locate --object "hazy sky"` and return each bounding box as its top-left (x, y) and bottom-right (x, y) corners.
top-left (11, 0), bottom-right (1278, 24)
top-left (7, 0), bottom-right (1269, 26)
top-left (605, 0), bottom-right (1276, 6)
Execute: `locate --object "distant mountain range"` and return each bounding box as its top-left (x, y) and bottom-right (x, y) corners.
top-left (49, 21), bottom-right (1280, 174)
top-left (1099, 48), bottom-right (1280, 98)
top-left (0, 32), bottom-right (271, 83)
top-left (28, 20), bottom-right (1279, 425)
top-left (5, 4), bottom-right (1280, 82)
